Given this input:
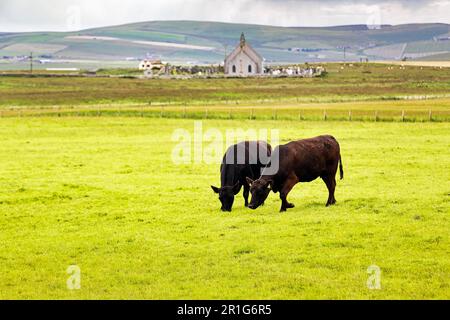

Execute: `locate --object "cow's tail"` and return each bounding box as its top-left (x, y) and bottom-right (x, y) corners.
top-left (339, 154), bottom-right (344, 180)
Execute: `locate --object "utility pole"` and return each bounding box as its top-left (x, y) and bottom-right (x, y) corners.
top-left (30, 51), bottom-right (33, 74)
top-left (343, 47), bottom-right (346, 61)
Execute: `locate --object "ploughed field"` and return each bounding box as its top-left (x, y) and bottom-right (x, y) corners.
top-left (0, 117), bottom-right (449, 299)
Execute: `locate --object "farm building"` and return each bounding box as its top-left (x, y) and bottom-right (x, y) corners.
top-left (224, 33), bottom-right (263, 76)
top-left (139, 59), bottom-right (166, 73)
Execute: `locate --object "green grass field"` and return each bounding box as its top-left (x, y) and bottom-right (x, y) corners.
top-left (0, 117), bottom-right (449, 299)
top-left (1, 63), bottom-right (449, 299)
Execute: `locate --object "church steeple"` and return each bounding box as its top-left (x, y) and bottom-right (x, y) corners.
top-left (240, 32), bottom-right (246, 48)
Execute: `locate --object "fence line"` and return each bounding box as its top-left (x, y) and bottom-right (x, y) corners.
top-left (0, 107), bottom-right (449, 122)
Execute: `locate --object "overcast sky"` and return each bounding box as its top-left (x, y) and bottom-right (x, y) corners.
top-left (1, 0), bottom-right (450, 32)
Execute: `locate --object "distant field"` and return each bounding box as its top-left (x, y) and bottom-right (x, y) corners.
top-left (1, 63), bottom-right (450, 108)
top-left (0, 117), bottom-right (449, 299)
top-left (375, 60), bottom-right (450, 68)
top-left (1, 63), bottom-right (449, 122)
top-left (2, 99), bottom-right (449, 122)
top-left (2, 21), bottom-right (450, 64)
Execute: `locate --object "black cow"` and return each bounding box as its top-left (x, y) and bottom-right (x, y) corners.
top-left (246, 135), bottom-right (343, 212)
top-left (211, 141), bottom-right (272, 212)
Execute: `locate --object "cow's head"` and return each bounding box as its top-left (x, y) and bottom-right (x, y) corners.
top-left (211, 182), bottom-right (241, 212)
top-left (246, 177), bottom-right (272, 210)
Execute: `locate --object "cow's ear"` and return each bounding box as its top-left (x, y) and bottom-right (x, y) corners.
top-left (211, 186), bottom-right (220, 193)
top-left (246, 177), bottom-right (254, 186)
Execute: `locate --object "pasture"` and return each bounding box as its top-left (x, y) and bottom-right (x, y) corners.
top-left (2, 63), bottom-right (450, 108)
top-left (0, 117), bottom-right (449, 299)
top-left (0, 63), bottom-right (449, 299)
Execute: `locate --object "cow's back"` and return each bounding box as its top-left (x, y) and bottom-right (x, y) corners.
top-left (221, 141), bottom-right (272, 187)
top-left (277, 136), bottom-right (340, 183)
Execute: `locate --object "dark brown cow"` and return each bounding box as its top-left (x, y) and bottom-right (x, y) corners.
top-left (246, 135), bottom-right (343, 212)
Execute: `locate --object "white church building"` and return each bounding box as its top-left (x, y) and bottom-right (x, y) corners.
top-left (224, 33), bottom-right (264, 76)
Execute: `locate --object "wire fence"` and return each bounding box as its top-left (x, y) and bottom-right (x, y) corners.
top-left (0, 106), bottom-right (449, 122)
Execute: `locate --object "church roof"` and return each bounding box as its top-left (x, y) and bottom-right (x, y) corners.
top-left (225, 33), bottom-right (263, 65)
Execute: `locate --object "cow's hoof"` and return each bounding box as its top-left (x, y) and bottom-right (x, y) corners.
top-left (280, 208), bottom-right (287, 212)
top-left (287, 203), bottom-right (295, 208)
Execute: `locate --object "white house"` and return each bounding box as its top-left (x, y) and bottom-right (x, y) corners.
top-left (224, 33), bottom-right (263, 76)
top-left (139, 59), bottom-right (165, 72)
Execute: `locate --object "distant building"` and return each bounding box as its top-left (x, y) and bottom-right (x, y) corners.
top-left (224, 33), bottom-right (263, 76)
top-left (139, 59), bottom-right (166, 72)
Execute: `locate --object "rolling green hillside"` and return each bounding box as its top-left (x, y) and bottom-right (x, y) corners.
top-left (1, 21), bottom-right (449, 69)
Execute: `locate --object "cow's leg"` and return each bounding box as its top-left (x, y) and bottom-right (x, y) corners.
top-left (243, 183), bottom-right (250, 207)
top-left (280, 175), bottom-right (298, 212)
top-left (322, 175), bottom-right (337, 206)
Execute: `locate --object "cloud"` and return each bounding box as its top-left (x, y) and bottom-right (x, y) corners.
top-left (0, 0), bottom-right (449, 32)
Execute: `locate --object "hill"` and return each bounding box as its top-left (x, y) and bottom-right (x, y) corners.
top-left (1, 21), bottom-right (450, 69)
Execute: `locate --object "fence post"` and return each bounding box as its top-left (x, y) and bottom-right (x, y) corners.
top-left (273, 109), bottom-right (277, 120)
top-left (250, 108), bottom-right (254, 120)
top-left (401, 110), bottom-right (405, 122)
top-left (429, 109), bottom-right (432, 122)
top-left (183, 106), bottom-right (187, 119)
top-left (299, 109), bottom-right (302, 121)
top-left (323, 110), bottom-right (327, 121)
top-left (229, 109), bottom-right (232, 119)
top-left (205, 108), bottom-right (208, 119)
top-left (375, 110), bottom-right (379, 122)
top-left (348, 110), bottom-right (352, 121)
top-left (160, 106), bottom-right (164, 118)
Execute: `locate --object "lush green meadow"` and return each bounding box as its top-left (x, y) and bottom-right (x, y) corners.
top-left (0, 117), bottom-right (449, 299)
